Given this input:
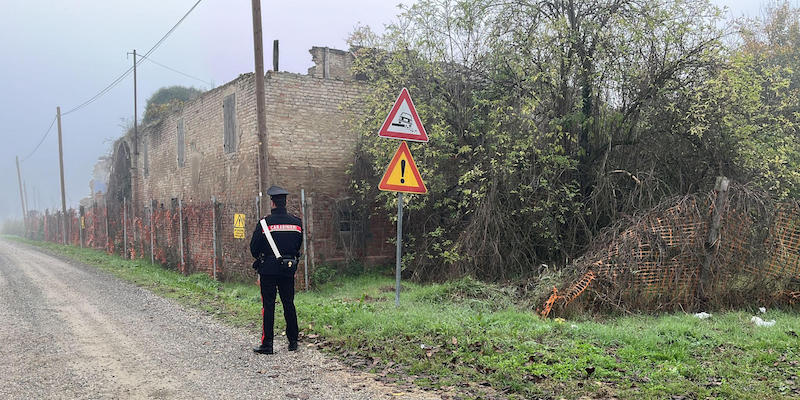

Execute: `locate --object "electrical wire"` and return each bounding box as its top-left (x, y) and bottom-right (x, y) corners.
top-left (21, 115), bottom-right (57, 162)
top-left (135, 53), bottom-right (214, 87)
top-left (61, 66), bottom-right (135, 116)
top-left (61, 0), bottom-right (203, 116)
top-left (21, 0), bottom-right (204, 161)
top-left (138, 0), bottom-right (203, 63)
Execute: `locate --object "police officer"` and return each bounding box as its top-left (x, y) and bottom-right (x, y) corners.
top-left (250, 185), bottom-right (303, 354)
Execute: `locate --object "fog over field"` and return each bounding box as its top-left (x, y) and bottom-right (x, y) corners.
top-left (0, 0), bottom-right (760, 220)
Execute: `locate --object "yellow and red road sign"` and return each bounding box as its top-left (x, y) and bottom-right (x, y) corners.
top-left (378, 141), bottom-right (427, 194)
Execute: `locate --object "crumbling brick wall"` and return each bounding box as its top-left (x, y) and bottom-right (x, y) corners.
top-left (263, 70), bottom-right (392, 265)
top-left (135, 74), bottom-right (261, 207)
top-left (122, 47), bottom-right (393, 284)
top-left (307, 47), bottom-right (356, 81)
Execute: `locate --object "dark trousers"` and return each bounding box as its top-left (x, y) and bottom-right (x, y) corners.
top-left (259, 274), bottom-right (299, 345)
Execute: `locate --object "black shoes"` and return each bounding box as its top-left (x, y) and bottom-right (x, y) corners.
top-left (253, 344), bottom-right (273, 354)
top-left (253, 341), bottom-right (296, 353)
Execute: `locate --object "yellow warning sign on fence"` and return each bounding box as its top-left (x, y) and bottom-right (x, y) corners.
top-left (233, 213), bottom-right (246, 239)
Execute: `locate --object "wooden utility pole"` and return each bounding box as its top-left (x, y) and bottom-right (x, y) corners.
top-left (23, 179), bottom-right (30, 235)
top-left (251, 0), bottom-right (269, 195)
top-left (15, 156), bottom-right (27, 230)
top-left (57, 106), bottom-right (68, 244)
top-left (23, 179), bottom-right (29, 216)
top-left (132, 49), bottom-right (139, 219)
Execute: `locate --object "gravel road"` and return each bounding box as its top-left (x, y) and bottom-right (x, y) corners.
top-left (0, 238), bottom-right (440, 400)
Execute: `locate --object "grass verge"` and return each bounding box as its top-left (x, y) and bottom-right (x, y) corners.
top-left (9, 236), bottom-right (800, 400)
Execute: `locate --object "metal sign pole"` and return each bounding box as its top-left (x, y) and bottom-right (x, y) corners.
top-left (395, 192), bottom-right (403, 307)
top-left (377, 88), bottom-right (427, 306)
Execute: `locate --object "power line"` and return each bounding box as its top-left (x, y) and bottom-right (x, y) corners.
top-left (21, 115), bottom-right (57, 162)
top-left (21, 0), bottom-right (204, 161)
top-left (135, 53), bottom-right (214, 87)
top-left (61, 66), bottom-right (135, 116)
top-left (139, 0), bottom-right (203, 62)
top-left (61, 0), bottom-right (203, 116)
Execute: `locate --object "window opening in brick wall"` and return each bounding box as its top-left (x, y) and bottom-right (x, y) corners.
top-left (334, 199), bottom-right (366, 256)
top-left (223, 93), bottom-right (237, 153)
top-left (177, 118), bottom-right (185, 167)
top-left (339, 207), bottom-right (357, 232)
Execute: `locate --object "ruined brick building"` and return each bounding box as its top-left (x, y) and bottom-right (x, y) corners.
top-left (103, 47), bottom-right (392, 283)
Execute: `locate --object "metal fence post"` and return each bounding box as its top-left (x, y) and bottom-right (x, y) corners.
top-left (133, 205), bottom-right (138, 255)
top-left (123, 197), bottom-right (128, 259)
top-left (178, 197), bottom-right (184, 270)
top-left (79, 206), bottom-right (84, 248)
top-left (301, 189), bottom-right (309, 291)
top-left (211, 196), bottom-right (217, 280)
top-left (150, 200), bottom-right (155, 265)
top-left (104, 196), bottom-right (109, 253)
top-left (307, 194), bottom-right (315, 285)
top-left (92, 201), bottom-right (98, 249)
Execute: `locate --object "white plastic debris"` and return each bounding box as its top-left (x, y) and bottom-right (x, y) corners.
top-left (694, 312), bottom-right (712, 319)
top-left (751, 316), bottom-right (776, 327)
top-left (759, 307), bottom-right (767, 314)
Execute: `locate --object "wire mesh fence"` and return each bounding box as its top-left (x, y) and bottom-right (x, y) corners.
top-left (22, 188), bottom-right (399, 290)
top-left (22, 196), bottom-right (313, 286)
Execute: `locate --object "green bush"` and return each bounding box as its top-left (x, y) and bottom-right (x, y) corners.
top-left (412, 275), bottom-right (519, 311)
top-left (310, 264), bottom-right (338, 288)
top-left (309, 261), bottom-right (386, 289)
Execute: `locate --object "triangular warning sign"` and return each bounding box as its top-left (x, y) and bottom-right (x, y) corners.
top-left (378, 88), bottom-right (429, 142)
top-left (378, 141), bottom-right (427, 194)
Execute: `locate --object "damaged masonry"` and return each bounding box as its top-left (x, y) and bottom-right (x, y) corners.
top-left (30, 47), bottom-right (393, 286)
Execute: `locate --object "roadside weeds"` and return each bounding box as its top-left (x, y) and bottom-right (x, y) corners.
top-left (8, 236), bottom-right (800, 400)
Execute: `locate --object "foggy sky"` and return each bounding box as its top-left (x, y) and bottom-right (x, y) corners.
top-left (0, 0), bottom-right (762, 220)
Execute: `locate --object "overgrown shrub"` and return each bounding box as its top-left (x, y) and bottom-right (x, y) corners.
top-left (347, 0), bottom-right (731, 282)
top-left (310, 264), bottom-right (338, 288)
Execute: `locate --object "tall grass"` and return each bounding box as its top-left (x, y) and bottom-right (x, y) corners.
top-left (9, 236), bottom-right (800, 400)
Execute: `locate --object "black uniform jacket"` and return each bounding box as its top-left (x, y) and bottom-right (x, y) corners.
top-left (250, 207), bottom-right (303, 277)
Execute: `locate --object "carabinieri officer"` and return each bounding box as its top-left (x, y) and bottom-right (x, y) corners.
top-left (250, 185), bottom-right (303, 354)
